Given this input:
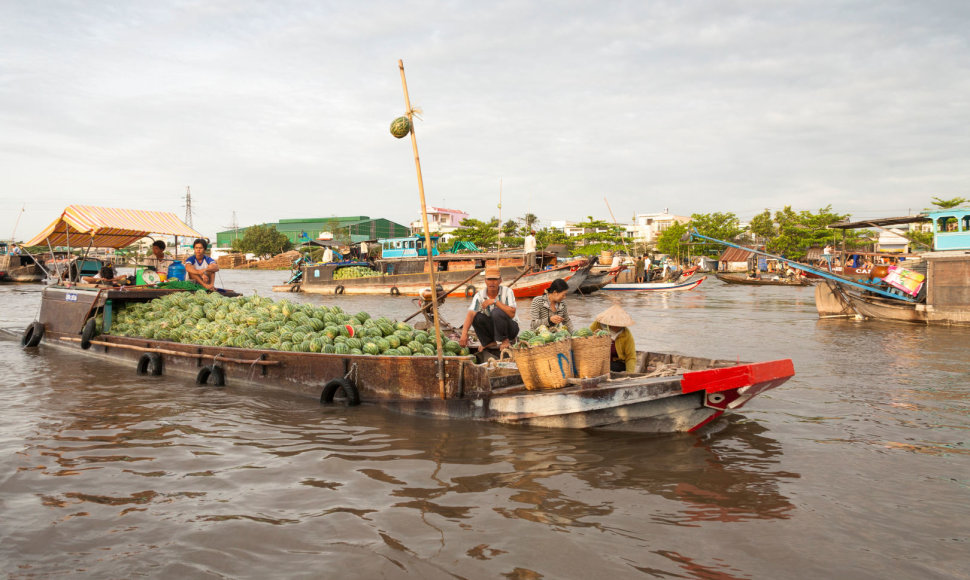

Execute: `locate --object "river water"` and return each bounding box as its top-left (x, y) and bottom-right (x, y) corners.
top-left (0, 270), bottom-right (966, 579)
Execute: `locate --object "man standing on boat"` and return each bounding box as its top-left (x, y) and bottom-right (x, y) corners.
top-left (185, 238), bottom-right (219, 290)
top-left (524, 230), bottom-right (537, 271)
top-left (460, 266), bottom-right (519, 352)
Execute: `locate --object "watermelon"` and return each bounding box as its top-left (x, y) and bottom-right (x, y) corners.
top-left (362, 342), bottom-right (380, 355)
top-left (390, 116), bottom-right (411, 139)
top-left (398, 345), bottom-right (412, 356)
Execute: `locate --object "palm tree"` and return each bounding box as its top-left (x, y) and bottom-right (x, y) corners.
top-left (930, 196), bottom-right (967, 209)
top-left (521, 213), bottom-right (539, 234)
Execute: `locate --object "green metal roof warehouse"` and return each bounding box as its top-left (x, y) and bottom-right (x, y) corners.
top-left (216, 216), bottom-right (410, 248)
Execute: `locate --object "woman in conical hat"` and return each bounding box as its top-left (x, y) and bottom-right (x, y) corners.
top-left (590, 304), bottom-right (637, 373)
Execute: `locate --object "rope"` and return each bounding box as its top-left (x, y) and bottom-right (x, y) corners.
top-left (344, 362), bottom-right (359, 385)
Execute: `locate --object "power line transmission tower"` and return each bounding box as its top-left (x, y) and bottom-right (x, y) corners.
top-left (183, 186), bottom-right (194, 229)
top-left (223, 211), bottom-right (240, 244)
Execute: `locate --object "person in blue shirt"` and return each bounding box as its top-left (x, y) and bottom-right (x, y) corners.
top-left (185, 238), bottom-right (219, 290)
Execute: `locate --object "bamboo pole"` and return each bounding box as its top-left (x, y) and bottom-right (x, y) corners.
top-left (604, 197), bottom-right (631, 259)
top-left (398, 59), bottom-right (447, 400)
top-left (496, 178), bottom-right (502, 267)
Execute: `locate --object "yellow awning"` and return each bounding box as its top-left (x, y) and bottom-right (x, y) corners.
top-left (26, 205), bottom-right (202, 249)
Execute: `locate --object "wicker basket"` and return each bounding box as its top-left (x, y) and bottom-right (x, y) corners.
top-left (512, 340), bottom-right (574, 390)
top-left (571, 335), bottom-right (611, 378)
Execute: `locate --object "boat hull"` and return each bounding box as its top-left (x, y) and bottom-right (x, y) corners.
top-left (715, 273), bottom-right (812, 286)
top-left (603, 277), bottom-right (705, 292)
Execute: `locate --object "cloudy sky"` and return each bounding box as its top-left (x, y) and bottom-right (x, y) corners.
top-left (2, 1), bottom-right (968, 241)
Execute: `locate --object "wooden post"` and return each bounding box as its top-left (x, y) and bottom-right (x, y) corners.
top-left (398, 60), bottom-right (447, 400)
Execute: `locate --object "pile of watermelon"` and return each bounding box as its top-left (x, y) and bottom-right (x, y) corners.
top-left (108, 291), bottom-right (472, 358)
top-left (333, 266), bottom-right (378, 280)
top-left (514, 325), bottom-right (608, 349)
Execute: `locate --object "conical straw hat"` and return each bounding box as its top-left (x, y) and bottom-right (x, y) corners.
top-left (595, 304), bottom-right (634, 327)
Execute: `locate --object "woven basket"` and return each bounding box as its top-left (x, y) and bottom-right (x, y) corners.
top-left (512, 340), bottom-right (574, 390)
top-left (571, 335), bottom-right (611, 378)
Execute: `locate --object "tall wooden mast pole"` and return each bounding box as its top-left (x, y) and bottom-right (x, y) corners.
top-left (398, 59), bottom-right (447, 399)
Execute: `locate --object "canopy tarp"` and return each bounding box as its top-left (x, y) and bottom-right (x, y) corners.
top-left (449, 240), bottom-right (480, 253)
top-left (26, 205), bottom-right (202, 249)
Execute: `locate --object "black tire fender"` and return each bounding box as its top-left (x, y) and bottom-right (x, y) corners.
top-left (136, 353), bottom-right (163, 376)
top-left (320, 378), bottom-right (361, 406)
top-left (390, 286), bottom-right (400, 296)
top-left (196, 364), bottom-right (226, 386)
top-left (465, 285), bottom-right (476, 298)
top-left (80, 318), bottom-right (97, 350)
top-left (334, 285), bottom-right (344, 295)
top-left (22, 322), bottom-right (44, 348)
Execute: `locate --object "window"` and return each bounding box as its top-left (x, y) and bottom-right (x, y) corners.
top-left (938, 216), bottom-right (958, 232)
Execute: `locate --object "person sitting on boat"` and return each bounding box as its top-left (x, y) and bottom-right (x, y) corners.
top-left (590, 305), bottom-right (637, 373)
top-left (322, 246), bottom-right (334, 263)
top-left (185, 238), bottom-right (219, 290)
top-left (459, 266), bottom-right (519, 352)
top-left (82, 264), bottom-right (127, 286)
top-left (142, 240), bottom-right (171, 274)
top-left (529, 278), bottom-right (573, 333)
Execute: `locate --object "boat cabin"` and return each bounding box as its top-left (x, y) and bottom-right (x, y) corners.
top-left (928, 208), bottom-right (970, 251)
top-left (379, 235), bottom-right (440, 259)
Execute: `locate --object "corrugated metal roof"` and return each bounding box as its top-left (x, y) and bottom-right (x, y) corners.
top-left (719, 246), bottom-right (756, 262)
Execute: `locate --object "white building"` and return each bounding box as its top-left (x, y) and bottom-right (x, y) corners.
top-left (549, 220), bottom-right (615, 238)
top-left (626, 210), bottom-right (691, 244)
top-left (409, 207), bottom-right (469, 235)
top-left (876, 228), bottom-right (911, 253)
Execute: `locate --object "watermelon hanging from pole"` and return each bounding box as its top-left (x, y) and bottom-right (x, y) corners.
top-left (390, 116), bottom-right (411, 138)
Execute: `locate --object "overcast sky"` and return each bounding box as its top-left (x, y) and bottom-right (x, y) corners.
top-left (2, 0), bottom-right (969, 241)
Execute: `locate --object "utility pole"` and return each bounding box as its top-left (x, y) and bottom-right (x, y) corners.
top-left (184, 186), bottom-right (194, 229)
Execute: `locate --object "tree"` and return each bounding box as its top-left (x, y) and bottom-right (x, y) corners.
top-left (521, 213), bottom-right (539, 235)
top-left (536, 228), bottom-right (571, 253)
top-left (574, 216), bottom-right (624, 247)
top-left (232, 224), bottom-right (293, 258)
top-left (930, 196), bottom-right (967, 209)
top-left (689, 212), bottom-right (744, 257)
top-left (655, 221), bottom-right (690, 257)
top-left (766, 205), bottom-right (857, 259)
top-left (452, 218), bottom-right (499, 249)
top-left (748, 209), bottom-right (777, 241)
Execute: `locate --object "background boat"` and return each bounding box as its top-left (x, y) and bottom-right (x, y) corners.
top-left (714, 272), bottom-right (813, 286)
top-left (602, 276), bottom-right (706, 292)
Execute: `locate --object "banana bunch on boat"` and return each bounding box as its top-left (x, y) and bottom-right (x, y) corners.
top-left (514, 325), bottom-right (608, 349)
top-left (333, 266), bottom-right (378, 280)
top-left (108, 292), bottom-right (473, 357)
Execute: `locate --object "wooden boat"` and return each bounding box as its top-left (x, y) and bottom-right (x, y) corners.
top-left (17, 282), bottom-right (793, 433)
top-left (575, 267), bottom-right (624, 295)
top-left (714, 272), bottom-right (813, 286)
top-left (281, 251), bottom-right (590, 298)
top-left (279, 240), bottom-right (569, 297)
top-left (508, 260), bottom-right (593, 298)
top-left (602, 276), bottom-right (706, 292)
top-left (0, 251), bottom-right (45, 283)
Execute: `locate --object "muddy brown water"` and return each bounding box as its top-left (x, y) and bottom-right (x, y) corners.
top-left (0, 270), bottom-right (966, 578)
